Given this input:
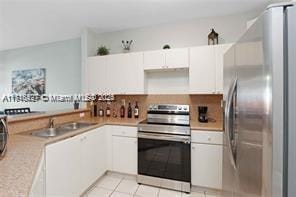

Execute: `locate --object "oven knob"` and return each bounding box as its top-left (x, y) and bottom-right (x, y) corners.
top-left (183, 107), bottom-right (187, 110)
top-left (153, 105), bottom-right (157, 110)
top-left (178, 106), bottom-right (182, 110)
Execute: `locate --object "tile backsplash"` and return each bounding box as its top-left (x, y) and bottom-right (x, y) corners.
top-left (90, 94), bottom-right (223, 123)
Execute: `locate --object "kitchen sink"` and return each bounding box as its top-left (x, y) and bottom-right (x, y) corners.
top-left (31, 122), bottom-right (96, 138)
top-left (31, 127), bottom-right (72, 138)
top-left (60, 122), bottom-right (96, 130)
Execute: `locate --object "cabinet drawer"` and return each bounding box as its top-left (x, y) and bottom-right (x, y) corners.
top-left (111, 126), bottom-right (137, 138)
top-left (191, 130), bottom-right (223, 145)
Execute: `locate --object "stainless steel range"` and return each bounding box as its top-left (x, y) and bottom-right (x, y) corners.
top-left (137, 104), bottom-right (191, 193)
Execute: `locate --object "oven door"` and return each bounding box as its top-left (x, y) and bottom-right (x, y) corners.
top-left (0, 117), bottom-right (8, 158)
top-left (138, 132), bottom-right (191, 182)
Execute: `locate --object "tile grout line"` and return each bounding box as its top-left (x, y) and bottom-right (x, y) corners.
top-left (109, 176), bottom-right (124, 197)
top-left (156, 187), bottom-right (160, 197)
top-left (133, 182), bottom-right (140, 197)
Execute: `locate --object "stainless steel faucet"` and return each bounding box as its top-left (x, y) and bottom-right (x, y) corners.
top-left (49, 118), bottom-right (55, 128)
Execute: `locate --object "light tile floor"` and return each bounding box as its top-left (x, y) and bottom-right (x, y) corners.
top-left (85, 172), bottom-right (220, 197)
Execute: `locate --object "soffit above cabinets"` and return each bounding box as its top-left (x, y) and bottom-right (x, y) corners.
top-left (1, 0), bottom-right (270, 51)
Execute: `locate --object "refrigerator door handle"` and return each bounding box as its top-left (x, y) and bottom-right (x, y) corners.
top-left (225, 78), bottom-right (237, 169)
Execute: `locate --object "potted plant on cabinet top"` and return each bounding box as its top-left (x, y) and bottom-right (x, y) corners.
top-left (97, 46), bottom-right (110, 56)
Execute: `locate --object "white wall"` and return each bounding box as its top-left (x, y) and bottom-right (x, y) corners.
top-left (0, 38), bottom-right (81, 111)
top-left (92, 11), bottom-right (259, 55)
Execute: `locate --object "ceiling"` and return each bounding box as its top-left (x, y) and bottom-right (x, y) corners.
top-left (0, 0), bottom-right (272, 51)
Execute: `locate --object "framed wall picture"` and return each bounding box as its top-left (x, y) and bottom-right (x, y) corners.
top-left (12, 68), bottom-right (46, 95)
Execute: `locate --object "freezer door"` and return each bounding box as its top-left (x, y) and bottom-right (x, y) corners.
top-left (287, 5), bottom-right (296, 197)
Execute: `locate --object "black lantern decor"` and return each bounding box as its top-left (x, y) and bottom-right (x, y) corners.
top-left (208, 29), bottom-right (219, 45)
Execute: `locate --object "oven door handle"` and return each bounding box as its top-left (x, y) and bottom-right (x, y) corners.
top-left (138, 133), bottom-right (191, 144)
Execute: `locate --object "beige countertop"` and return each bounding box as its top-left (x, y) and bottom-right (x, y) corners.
top-left (7, 109), bottom-right (90, 123)
top-left (0, 116), bottom-right (222, 196)
top-left (190, 120), bottom-right (223, 131)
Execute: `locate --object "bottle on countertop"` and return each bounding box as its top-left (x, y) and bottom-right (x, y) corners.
top-left (127, 102), bottom-right (132, 118)
top-left (98, 105), bottom-right (104, 117)
top-left (93, 103), bottom-right (98, 117)
top-left (134, 101), bottom-right (139, 118)
top-left (112, 107), bottom-right (117, 118)
top-left (106, 102), bottom-right (111, 117)
top-left (120, 100), bottom-right (125, 118)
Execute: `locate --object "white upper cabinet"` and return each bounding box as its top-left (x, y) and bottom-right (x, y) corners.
top-left (143, 48), bottom-right (189, 70)
top-left (143, 50), bottom-right (166, 70)
top-left (106, 54), bottom-right (129, 94)
top-left (189, 45), bottom-right (216, 94)
top-left (88, 52), bottom-right (145, 94)
top-left (122, 52), bottom-right (145, 94)
top-left (165, 48), bottom-right (189, 69)
top-left (189, 44), bottom-right (232, 94)
top-left (87, 45), bottom-right (231, 95)
top-left (214, 44), bottom-right (232, 94)
top-left (88, 56), bottom-right (107, 94)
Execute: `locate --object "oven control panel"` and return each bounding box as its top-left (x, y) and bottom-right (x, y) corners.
top-left (147, 104), bottom-right (189, 113)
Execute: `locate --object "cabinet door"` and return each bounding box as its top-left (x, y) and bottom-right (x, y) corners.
top-left (143, 50), bottom-right (166, 70)
top-left (112, 136), bottom-right (137, 174)
top-left (125, 52), bottom-right (145, 94)
top-left (214, 44), bottom-right (232, 94)
top-left (191, 143), bottom-right (222, 189)
top-left (165, 48), bottom-right (189, 69)
top-left (189, 46), bottom-right (216, 94)
top-left (88, 56), bottom-right (107, 94)
top-left (81, 127), bottom-right (107, 191)
top-left (30, 152), bottom-right (45, 197)
top-left (46, 136), bottom-right (81, 197)
top-left (106, 54), bottom-right (128, 94)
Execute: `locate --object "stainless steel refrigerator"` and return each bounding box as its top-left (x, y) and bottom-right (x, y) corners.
top-left (222, 2), bottom-right (296, 197)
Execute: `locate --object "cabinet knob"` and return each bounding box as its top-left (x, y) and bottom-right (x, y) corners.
top-left (208, 137), bottom-right (212, 141)
top-left (192, 146), bottom-right (196, 150)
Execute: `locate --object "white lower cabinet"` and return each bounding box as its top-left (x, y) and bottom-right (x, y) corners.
top-left (110, 126), bottom-right (137, 175)
top-left (46, 135), bottom-right (82, 197)
top-left (81, 127), bottom-right (107, 191)
top-left (45, 127), bottom-right (108, 197)
top-left (30, 152), bottom-right (46, 197)
top-left (191, 131), bottom-right (223, 190)
top-left (112, 136), bottom-right (137, 175)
